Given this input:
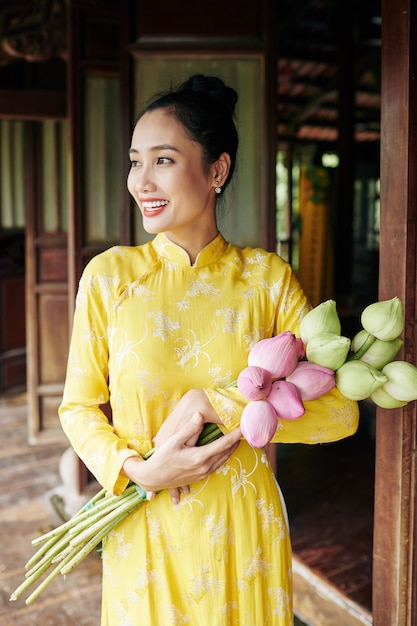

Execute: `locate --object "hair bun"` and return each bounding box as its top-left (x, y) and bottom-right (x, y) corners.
top-left (178, 74), bottom-right (238, 116)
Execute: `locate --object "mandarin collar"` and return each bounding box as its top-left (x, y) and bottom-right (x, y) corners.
top-left (152, 232), bottom-right (228, 267)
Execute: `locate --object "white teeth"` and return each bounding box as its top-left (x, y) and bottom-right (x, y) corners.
top-left (142, 200), bottom-right (168, 209)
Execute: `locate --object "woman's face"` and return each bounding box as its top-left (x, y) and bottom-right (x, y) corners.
top-left (127, 108), bottom-right (219, 247)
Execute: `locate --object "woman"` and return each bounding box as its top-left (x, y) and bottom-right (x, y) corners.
top-left (59, 75), bottom-right (359, 625)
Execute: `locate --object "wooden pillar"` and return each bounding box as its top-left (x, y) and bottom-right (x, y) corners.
top-left (373, 0), bottom-right (417, 624)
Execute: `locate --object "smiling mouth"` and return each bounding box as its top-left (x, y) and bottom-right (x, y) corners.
top-left (142, 200), bottom-right (169, 210)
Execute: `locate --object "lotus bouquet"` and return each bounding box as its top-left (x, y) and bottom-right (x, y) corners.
top-left (238, 297), bottom-right (417, 447)
top-left (10, 296), bottom-right (417, 605)
top-left (236, 331), bottom-right (336, 446)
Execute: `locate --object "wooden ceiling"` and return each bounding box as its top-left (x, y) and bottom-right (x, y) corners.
top-left (277, 0), bottom-right (381, 146)
top-left (0, 0), bottom-right (381, 146)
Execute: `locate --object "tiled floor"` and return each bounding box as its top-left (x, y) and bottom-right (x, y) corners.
top-left (0, 396), bottom-right (102, 626)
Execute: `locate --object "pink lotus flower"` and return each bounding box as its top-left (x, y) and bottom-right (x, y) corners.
top-left (286, 361), bottom-right (336, 401)
top-left (237, 366), bottom-right (273, 400)
top-left (267, 380), bottom-right (306, 420)
top-left (240, 400), bottom-right (278, 447)
top-left (295, 337), bottom-right (306, 360)
top-left (248, 331), bottom-right (299, 379)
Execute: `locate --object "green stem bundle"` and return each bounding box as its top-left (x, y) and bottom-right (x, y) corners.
top-left (9, 423), bottom-right (222, 605)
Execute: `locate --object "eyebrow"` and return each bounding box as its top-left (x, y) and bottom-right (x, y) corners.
top-left (128, 144), bottom-right (180, 155)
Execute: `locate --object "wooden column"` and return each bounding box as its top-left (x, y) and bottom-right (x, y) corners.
top-left (373, 0), bottom-right (417, 624)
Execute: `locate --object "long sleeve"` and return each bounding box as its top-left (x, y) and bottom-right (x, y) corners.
top-left (205, 255), bottom-right (359, 444)
top-left (59, 255), bottom-right (140, 495)
top-left (270, 260), bottom-right (359, 443)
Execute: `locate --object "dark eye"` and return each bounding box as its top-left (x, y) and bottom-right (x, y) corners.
top-left (130, 160), bottom-right (140, 168)
top-left (157, 156), bottom-right (172, 164)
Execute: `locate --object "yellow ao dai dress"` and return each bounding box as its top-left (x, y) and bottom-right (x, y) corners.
top-left (59, 232), bottom-right (359, 625)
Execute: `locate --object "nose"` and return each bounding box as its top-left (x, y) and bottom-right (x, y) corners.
top-left (138, 167), bottom-right (157, 193)
top-left (128, 164), bottom-right (156, 194)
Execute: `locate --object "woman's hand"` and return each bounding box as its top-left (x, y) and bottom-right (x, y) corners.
top-left (122, 412), bottom-right (241, 504)
top-left (151, 389), bottom-right (225, 503)
top-left (153, 389), bottom-right (221, 449)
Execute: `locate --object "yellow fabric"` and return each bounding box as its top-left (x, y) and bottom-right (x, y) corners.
top-left (59, 232), bottom-right (359, 625)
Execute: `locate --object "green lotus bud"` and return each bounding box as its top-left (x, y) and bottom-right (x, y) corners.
top-left (335, 360), bottom-right (387, 401)
top-left (300, 300), bottom-right (341, 344)
top-left (306, 331), bottom-right (350, 371)
top-left (382, 361), bottom-right (417, 402)
top-left (361, 297), bottom-right (404, 341)
top-left (351, 330), bottom-right (403, 369)
top-left (370, 386), bottom-right (407, 409)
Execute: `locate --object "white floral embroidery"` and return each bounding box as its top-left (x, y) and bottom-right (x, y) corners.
top-left (174, 479), bottom-right (208, 513)
top-left (127, 283), bottom-right (155, 301)
top-left (245, 250), bottom-right (271, 271)
top-left (132, 557), bottom-right (166, 598)
top-left (145, 508), bottom-right (178, 560)
top-left (81, 319), bottom-right (103, 346)
top-left (330, 400), bottom-right (358, 430)
top-left (97, 272), bottom-right (118, 300)
top-left (112, 601), bottom-right (134, 626)
top-left (176, 278), bottom-right (222, 310)
top-left (148, 311), bottom-right (181, 339)
top-left (231, 456), bottom-right (257, 497)
top-left (210, 391), bottom-right (238, 424)
top-left (208, 364), bottom-right (233, 387)
top-left (219, 601), bottom-right (239, 620)
top-left (215, 307), bottom-right (248, 334)
top-left (278, 284), bottom-right (297, 313)
top-left (110, 328), bottom-right (148, 369)
top-left (67, 355), bottom-right (85, 380)
top-left (203, 514), bottom-right (234, 549)
top-left (82, 410), bottom-right (103, 429)
top-left (237, 546), bottom-right (273, 591)
top-left (260, 277), bottom-right (284, 307)
top-left (84, 448), bottom-right (106, 474)
top-left (174, 329), bottom-right (213, 368)
top-left (244, 327), bottom-right (264, 351)
top-left (112, 530), bottom-right (133, 558)
top-left (187, 565), bottom-right (224, 603)
top-left (215, 459), bottom-right (233, 477)
top-left (162, 604), bottom-right (191, 624)
top-left (268, 585), bottom-right (292, 618)
top-left (256, 498), bottom-right (286, 542)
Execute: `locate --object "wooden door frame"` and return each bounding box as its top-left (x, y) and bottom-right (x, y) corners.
top-left (25, 120), bottom-right (69, 444)
top-left (373, 0), bottom-right (417, 623)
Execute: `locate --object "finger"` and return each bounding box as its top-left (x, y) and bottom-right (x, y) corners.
top-left (209, 439), bottom-right (241, 472)
top-left (168, 488), bottom-right (181, 505)
top-left (204, 427), bottom-right (242, 456)
top-left (146, 491), bottom-right (156, 501)
top-left (173, 412), bottom-right (205, 445)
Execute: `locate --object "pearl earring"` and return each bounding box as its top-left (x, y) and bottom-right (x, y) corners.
top-left (215, 180), bottom-right (222, 194)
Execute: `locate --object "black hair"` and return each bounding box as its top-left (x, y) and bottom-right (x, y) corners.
top-left (138, 75), bottom-right (239, 190)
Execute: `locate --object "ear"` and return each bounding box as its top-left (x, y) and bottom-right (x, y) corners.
top-left (210, 152), bottom-right (231, 188)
